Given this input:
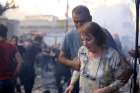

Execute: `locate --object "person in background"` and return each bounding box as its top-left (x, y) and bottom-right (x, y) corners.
top-left (0, 24), bottom-right (23, 93)
top-left (10, 36), bottom-right (25, 58)
top-left (22, 35), bottom-right (42, 93)
top-left (35, 44), bottom-right (59, 93)
top-left (10, 35), bottom-right (26, 93)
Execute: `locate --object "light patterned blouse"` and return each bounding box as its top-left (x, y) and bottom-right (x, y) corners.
top-left (78, 46), bottom-right (131, 93)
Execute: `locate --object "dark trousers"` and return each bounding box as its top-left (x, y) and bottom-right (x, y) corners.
top-left (20, 65), bottom-right (35, 93)
top-left (0, 79), bottom-right (15, 93)
top-left (22, 75), bottom-right (35, 93)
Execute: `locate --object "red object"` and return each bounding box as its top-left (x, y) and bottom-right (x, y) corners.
top-left (0, 41), bottom-right (17, 80)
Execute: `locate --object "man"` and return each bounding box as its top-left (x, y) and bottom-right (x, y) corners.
top-left (0, 24), bottom-right (23, 93)
top-left (58, 5), bottom-right (124, 93)
top-left (35, 45), bottom-right (60, 93)
top-left (21, 35), bottom-right (42, 93)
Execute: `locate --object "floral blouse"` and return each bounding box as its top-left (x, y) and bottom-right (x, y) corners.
top-left (78, 46), bottom-right (131, 93)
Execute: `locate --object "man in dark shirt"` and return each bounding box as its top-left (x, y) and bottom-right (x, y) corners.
top-left (0, 24), bottom-right (23, 93)
top-left (22, 35), bottom-right (42, 93)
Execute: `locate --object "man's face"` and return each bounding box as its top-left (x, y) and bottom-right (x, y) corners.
top-left (72, 13), bottom-right (91, 29)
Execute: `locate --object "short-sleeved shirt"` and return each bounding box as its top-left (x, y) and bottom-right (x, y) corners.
top-left (62, 27), bottom-right (82, 60)
top-left (0, 40), bottom-right (17, 80)
top-left (61, 27), bottom-right (82, 86)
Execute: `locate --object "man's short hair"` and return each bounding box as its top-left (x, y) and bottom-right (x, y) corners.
top-left (0, 24), bottom-right (8, 38)
top-left (34, 35), bottom-right (43, 42)
top-left (72, 5), bottom-right (91, 18)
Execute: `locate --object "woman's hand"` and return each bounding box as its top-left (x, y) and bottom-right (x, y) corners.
top-left (65, 84), bottom-right (74, 93)
top-left (93, 87), bottom-right (111, 93)
top-left (93, 88), bottom-right (105, 93)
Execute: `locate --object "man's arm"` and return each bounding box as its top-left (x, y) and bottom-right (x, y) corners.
top-left (58, 51), bottom-right (80, 71)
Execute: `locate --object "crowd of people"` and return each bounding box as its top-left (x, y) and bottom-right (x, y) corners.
top-left (0, 5), bottom-right (139, 93)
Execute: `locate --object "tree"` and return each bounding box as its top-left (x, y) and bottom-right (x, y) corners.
top-left (0, 0), bottom-right (17, 15)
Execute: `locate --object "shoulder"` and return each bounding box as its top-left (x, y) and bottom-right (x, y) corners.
top-left (104, 47), bottom-right (120, 59)
top-left (65, 27), bottom-right (78, 37)
top-left (3, 42), bottom-right (17, 53)
top-left (5, 42), bottom-right (16, 49)
top-left (62, 28), bottom-right (78, 45)
top-left (104, 48), bottom-right (122, 68)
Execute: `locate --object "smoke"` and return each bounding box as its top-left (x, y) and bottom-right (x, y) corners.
top-left (92, 3), bottom-right (135, 56)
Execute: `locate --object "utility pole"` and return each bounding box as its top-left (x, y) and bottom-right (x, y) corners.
top-left (65, 0), bottom-right (69, 32)
top-left (133, 0), bottom-right (140, 93)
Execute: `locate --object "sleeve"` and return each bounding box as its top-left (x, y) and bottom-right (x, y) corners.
top-left (70, 71), bottom-right (80, 85)
top-left (108, 49), bottom-right (132, 92)
top-left (69, 46), bottom-right (87, 84)
top-left (61, 33), bottom-right (70, 57)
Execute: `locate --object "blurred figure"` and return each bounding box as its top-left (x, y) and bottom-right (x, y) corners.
top-left (10, 36), bottom-right (22, 93)
top-left (10, 35), bottom-right (26, 93)
top-left (128, 48), bottom-right (140, 93)
top-left (52, 44), bottom-right (69, 93)
top-left (36, 45), bottom-right (59, 93)
top-left (10, 36), bottom-right (25, 58)
top-left (22, 35), bottom-right (42, 93)
top-left (10, 35), bottom-right (18, 45)
top-left (0, 24), bottom-right (23, 93)
top-left (128, 47), bottom-right (140, 58)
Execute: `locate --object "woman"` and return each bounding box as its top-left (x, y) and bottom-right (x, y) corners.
top-left (65, 22), bottom-right (131, 93)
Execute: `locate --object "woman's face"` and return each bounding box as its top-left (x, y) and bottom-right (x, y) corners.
top-left (80, 33), bottom-right (98, 53)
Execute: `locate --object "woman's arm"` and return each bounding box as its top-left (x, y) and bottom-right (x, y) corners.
top-left (70, 71), bottom-right (80, 86)
top-left (107, 59), bottom-right (132, 92)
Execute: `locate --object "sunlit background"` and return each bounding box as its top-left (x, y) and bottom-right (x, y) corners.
top-left (0, 0), bottom-right (137, 55)
top-left (0, 0), bottom-right (138, 92)
top-left (0, 0), bottom-right (135, 19)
